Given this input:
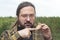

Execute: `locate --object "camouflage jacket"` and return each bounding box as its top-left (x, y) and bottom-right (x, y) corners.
top-left (0, 26), bottom-right (44, 40)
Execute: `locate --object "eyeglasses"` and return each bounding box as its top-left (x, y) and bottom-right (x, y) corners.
top-left (20, 14), bottom-right (35, 18)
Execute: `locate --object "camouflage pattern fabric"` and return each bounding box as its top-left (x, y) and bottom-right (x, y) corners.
top-left (0, 26), bottom-right (44, 40)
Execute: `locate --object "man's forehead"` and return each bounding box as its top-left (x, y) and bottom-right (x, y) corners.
top-left (20, 6), bottom-right (35, 14)
top-left (20, 6), bottom-right (34, 11)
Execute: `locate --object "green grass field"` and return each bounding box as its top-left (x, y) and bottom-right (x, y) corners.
top-left (0, 17), bottom-right (60, 40)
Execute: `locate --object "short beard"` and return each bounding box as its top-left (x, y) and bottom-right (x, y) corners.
top-left (18, 20), bottom-right (34, 29)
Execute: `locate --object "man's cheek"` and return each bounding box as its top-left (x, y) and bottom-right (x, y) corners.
top-left (22, 21), bottom-right (26, 25)
top-left (31, 20), bottom-right (34, 24)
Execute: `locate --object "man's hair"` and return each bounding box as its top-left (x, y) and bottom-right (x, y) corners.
top-left (16, 2), bottom-right (35, 17)
top-left (12, 2), bottom-right (35, 28)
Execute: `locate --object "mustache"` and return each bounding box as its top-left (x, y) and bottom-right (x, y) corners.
top-left (24, 21), bottom-right (32, 25)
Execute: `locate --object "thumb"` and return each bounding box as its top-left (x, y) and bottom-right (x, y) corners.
top-left (36, 23), bottom-right (42, 30)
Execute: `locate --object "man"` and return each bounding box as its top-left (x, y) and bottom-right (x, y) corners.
top-left (0, 2), bottom-right (52, 40)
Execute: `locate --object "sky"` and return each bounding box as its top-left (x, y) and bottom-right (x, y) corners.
top-left (0, 0), bottom-right (60, 17)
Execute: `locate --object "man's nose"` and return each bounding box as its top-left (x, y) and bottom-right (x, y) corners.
top-left (26, 16), bottom-right (30, 21)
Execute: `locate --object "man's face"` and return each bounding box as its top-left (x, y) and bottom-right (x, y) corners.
top-left (18, 6), bottom-right (35, 28)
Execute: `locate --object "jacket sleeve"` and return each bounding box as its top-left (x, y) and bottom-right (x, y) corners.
top-left (0, 30), bottom-right (22, 40)
top-left (0, 30), bottom-right (10, 40)
top-left (10, 31), bottom-right (22, 40)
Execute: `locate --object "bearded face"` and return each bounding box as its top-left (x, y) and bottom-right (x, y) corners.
top-left (18, 6), bottom-right (35, 28)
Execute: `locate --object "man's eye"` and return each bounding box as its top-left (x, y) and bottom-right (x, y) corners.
top-left (21, 14), bottom-right (35, 18)
top-left (21, 15), bottom-right (27, 17)
top-left (30, 14), bottom-right (35, 17)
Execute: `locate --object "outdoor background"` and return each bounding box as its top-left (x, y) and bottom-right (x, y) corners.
top-left (0, 0), bottom-right (60, 40)
top-left (0, 17), bottom-right (60, 40)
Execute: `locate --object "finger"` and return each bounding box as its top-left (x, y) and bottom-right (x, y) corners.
top-left (41, 25), bottom-right (49, 32)
top-left (28, 28), bottom-right (37, 31)
top-left (36, 23), bottom-right (42, 30)
top-left (42, 25), bottom-right (49, 30)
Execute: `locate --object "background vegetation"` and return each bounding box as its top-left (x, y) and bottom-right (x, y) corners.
top-left (0, 17), bottom-right (60, 40)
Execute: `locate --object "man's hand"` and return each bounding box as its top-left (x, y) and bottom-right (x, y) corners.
top-left (18, 28), bottom-right (31, 38)
top-left (36, 23), bottom-right (52, 40)
top-left (18, 23), bottom-right (52, 40)
top-left (17, 28), bottom-right (37, 38)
